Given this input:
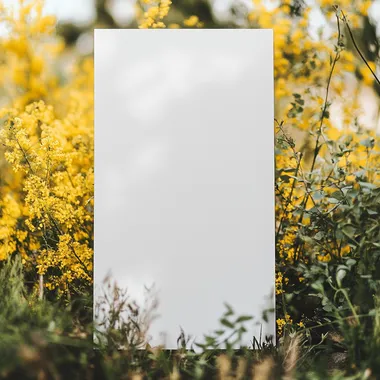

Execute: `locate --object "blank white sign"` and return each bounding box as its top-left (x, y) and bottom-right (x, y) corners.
top-left (95, 29), bottom-right (275, 349)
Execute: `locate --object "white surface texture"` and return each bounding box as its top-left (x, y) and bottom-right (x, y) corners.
top-left (95, 29), bottom-right (275, 349)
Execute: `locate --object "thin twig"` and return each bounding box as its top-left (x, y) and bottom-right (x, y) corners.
top-left (341, 11), bottom-right (380, 87)
top-left (293, 12), bottom-right (343, 260)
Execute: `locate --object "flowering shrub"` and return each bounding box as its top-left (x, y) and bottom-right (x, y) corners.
top-left (0, 1), bottom-right (93, 295)
top-left (257, 3), bottom-right (380, 336)
top-left (0, 0), bottom-right (379, 377)
top-left (0, 0), bottom-right (380, 360)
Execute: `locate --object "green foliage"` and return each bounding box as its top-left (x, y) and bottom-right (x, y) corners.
top-left (0, 254), bottom-right (379, 378)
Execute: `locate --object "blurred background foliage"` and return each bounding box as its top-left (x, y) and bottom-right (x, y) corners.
top-left (1, 0), bottom-right (380, 378)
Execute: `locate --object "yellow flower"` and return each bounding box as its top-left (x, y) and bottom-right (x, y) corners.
top-left (360, 62), bottom-right (377, 86)
top-left (359, 1), bottom-right (372, 16)
top-left (184, 15), bottom-right (200, 27)
top-left (277, 314), bottom-right (293, 336)
top-left (318, 253), bottom-right (331, 262)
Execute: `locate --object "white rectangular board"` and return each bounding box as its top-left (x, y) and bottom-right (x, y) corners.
top-left (94, 29), bottom-right (275, 349)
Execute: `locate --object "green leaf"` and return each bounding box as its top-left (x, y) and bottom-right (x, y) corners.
top-left (300, 235), bottom-right (314, 244)
top-left (311, 282), bottom-right (324, 293)
top-left (323, 304), bottom-right (333, 312)
top-left (314, 231), bottom-right (324, 241)
top-left (235, 315), bottom-right (253, 323)
top-left (285, 293), bottom-right (294, 302)
top-left (360, 137), bottom-right (375, 148)
top-left (368, 309), bottom-right (377, 316)
top-left (223, 303), bottom-right (234, 317)
top-left (220, 318), bottom-right (234, 329)
top-left (342, 225), bottom-right (356, 238)
top-left (331, 190), bottom-right (344, 200)
top-left (327, 197), bottom-right (340, 204)
top-left (336, 268), bottom-right (347, 287)
top-left (312, 190), bottom-right (325, 200)
top-left (358, 182), bottom-right (378, 190)
top-left (346, 259), bottom-right (356, 267)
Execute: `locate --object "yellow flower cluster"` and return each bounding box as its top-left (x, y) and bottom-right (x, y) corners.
top-left (276, 313), bottom-right (292, 336)
top-left (136, 0), bottom-right (172, 28)
top-left (183, 15), bottom-right (203, 28)
top-left (0, 0), bottom-right (93, 294)
top-left (248, 0), bottom-right (375, 133)
top-left (275, 271), bottom-right (289, 295)
top-left (36, 234), bottom-right (92, 294)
